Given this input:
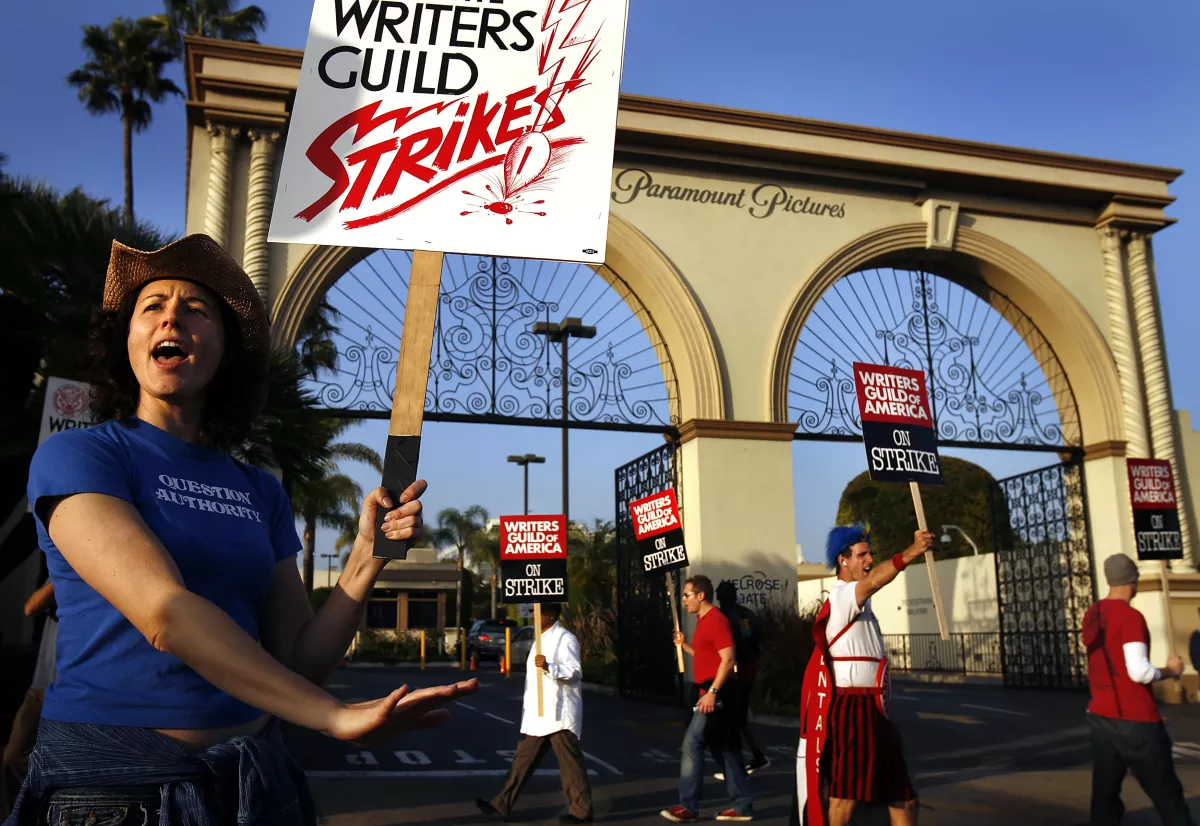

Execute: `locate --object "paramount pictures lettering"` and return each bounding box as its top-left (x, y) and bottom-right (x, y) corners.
top-left (612, 168), bottom-right (847, 221)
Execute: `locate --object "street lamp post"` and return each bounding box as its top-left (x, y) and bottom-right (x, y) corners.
top-left (532, 317), bottom-right (596, 524)
top-left (507, 453), bottom-right (546, 514)
top-left (320, 552), bottom-right (338, 587)
top-left (940, 524), bottom-right (980, 556)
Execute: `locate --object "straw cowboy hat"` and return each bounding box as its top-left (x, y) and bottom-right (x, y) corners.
top-left (103, 233), bottom-right (270, 358)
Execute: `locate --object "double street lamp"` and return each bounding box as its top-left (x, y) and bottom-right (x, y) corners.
top-left (532, 317), bottom-right (596, 523)
top-left (507, 453), bottom-right (546, 515)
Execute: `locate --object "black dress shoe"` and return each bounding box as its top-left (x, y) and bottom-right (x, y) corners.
top-left (476, 798), bottom-right (509, 821)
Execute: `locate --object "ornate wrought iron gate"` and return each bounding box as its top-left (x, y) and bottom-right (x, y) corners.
top-left (990, 461), bottom-right (1095, 689)
top-left (615, 443), bottom-right (684, 705)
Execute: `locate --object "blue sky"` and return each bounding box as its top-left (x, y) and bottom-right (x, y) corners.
top-left (3, 0), bottom-right (1198, 568)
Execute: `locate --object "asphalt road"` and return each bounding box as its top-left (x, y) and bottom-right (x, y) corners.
top-left (283, 663), bottom-right (1200, 825)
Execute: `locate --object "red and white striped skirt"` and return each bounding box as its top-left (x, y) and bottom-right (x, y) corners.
top-left (827, 692), bottom-right (915, 804)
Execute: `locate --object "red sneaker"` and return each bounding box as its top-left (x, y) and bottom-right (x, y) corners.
top-left (660, 806), bottom-right (699, 822)
top-left (715, 810), bottom-right (753, 822)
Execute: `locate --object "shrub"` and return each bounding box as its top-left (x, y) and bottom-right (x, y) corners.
top-left (567, 601), bottom-right (617, 666)
top-left (354, 629), bottom-right (450, 663)
top-left (749, 594), bottom-right (818, 716)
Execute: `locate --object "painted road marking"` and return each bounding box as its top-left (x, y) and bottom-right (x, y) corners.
top-left (485, 713), bottom-right (516, 725)
top-left (345, 751), bottom-right (378, 765)
top-left (583, 751), bottom-right (624, 776)
top-left (960, 703), bottom-right (1031, 718)
top-left (916, 712), bottom-right (985, 726)
top-left (455, 701), bottom-right (478, 711)
top-left (454, 750), bottom-right (487, 764)
top-left (891, 695), bottom-right (919, 702)
top-left (642, 748), bottom-right (677, 764)
top-left (307, 769), bottom-right (599, 778)
top-left (1173, 741), bottom-right (1200, 759)
top-left (394, 750), bottom-right (432, 765)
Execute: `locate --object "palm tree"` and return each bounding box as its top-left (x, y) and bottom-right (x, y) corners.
top-left (66, 18), bottom-right (183, 227)
top-left (467, 525), bottom-right (503, 618)
top-left (0, 176), bottom-right (171, 582)
top-left (290, 440), bottom-right (383, 593)
top-left (428, 506), bottom-right (489, 628)
top-left (568, 519), bottom-right (618, 610)
top-left (149, 0), bottom-right (268, 56)
top-left (296, 300), bottom-right (341, 379)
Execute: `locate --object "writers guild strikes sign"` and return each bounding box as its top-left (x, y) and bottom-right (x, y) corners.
top-left (39, 376), bottom-right (97, 446)
top-left (852, 362), bottom-right (943, 486)
top-left (499, 515), bottom-right (568, 604)
top-left (1127, 458), bottom-right (1183, 560)
top-left (629, 489), bottom-right (688, 575)
top-left (269, 0), bottom-right (630, 265)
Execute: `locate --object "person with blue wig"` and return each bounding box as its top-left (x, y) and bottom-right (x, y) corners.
top-left (794, 523), bottom-right (934, 826)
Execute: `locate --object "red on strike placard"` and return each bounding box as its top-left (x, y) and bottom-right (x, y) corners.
top-left (500, 515), bottom-right (568, 560)
top-left (852, 362), bottom-right (934, 429)
top-left (629, 490), bottom-right (682, 541)
top-left (1127, 459), bottom-right (1178, 511)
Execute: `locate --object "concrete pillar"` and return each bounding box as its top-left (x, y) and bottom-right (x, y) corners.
top-left (203, 122), bottom-right (240, 248)
top-left (676, 420), bottom-right (798, 678)
top-left (1128, 232), bottom-right (1195, 570)
top-left (243, 129), bottom-right (280, 308)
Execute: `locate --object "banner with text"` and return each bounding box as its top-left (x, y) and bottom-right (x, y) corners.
top-left (630, 489), bottom-right (688, 576)
top-left (269, 0), bottom-right (630, 264)
top-left (853, 362), bottom-right (943, 485)
top-left (500, 514), bottom-right (568, 604)
top-left (1127, 458), bottom-right (1182, 560)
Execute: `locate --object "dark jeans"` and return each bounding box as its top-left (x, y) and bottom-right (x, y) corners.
top-left (680, 711), bottom-right (753, 816)
top-left (41, 787), bottom-right (162, 826)
top-left (1, 688), bottom-right (44, 821)
top-left (491, 731), bottom-right (592, 820)
top-left (1088, 712), bottom-right (1195, 826)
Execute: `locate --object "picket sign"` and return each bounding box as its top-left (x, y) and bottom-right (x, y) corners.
top-left (852, 362), bottom-right (949, 640)
top-left (629, 489), bottom-right (689, 673)
top-left (270, 1), bottom-right (632, 560)
top-left (1127, 458), bottom-right (1184, 696)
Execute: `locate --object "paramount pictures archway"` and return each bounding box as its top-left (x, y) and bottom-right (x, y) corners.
top-left (182, 35), bottom-right (1200, 701)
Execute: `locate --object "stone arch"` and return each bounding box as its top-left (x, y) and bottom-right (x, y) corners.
top-left (769, 223), bottom-right (1125, 447)
top-left (271, 212), bottom-right (726, 423)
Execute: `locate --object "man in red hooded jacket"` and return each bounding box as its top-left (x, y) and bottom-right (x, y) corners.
top-left (1083, 554), bottom-right (1192, 826)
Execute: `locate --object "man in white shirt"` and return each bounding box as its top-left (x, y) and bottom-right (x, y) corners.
top-left (796, 524), bottom-right (932, 826)
top-left (476, 603), bottom-right (592, 824)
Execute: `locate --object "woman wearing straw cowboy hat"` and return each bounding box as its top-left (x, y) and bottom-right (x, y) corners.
top-left (6, 234), bottom-right (478, 826)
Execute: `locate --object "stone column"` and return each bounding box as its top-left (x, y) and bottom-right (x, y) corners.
top-left (203, 123), bottom-right (240, 247)
top-left (1127, 232), bottom-right (1195, 569)
top-left (243, 129), bottom-right (281, 307)
top-left (1099, 227), bottom-right (1149, 457)
top-left (676, 420), bottom-right (799, 680)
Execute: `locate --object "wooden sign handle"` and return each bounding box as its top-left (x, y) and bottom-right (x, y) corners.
top-left (664, 574), bottom-right (685, 674)
top-left (374, 250), bottom-right (443, 560)
top-left (909, 481), bottom-right (949, 640)
top-left (533, 603), bottom-right (544, 716)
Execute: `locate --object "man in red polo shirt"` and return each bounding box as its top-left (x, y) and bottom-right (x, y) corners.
top-left (661, 575), bottom-right (753, 823)
top-left (1083, 554), bottom-right (1192, 826)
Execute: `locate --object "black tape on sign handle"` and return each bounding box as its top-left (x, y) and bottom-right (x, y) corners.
top-left (374, 434), bottom-right (422, 560)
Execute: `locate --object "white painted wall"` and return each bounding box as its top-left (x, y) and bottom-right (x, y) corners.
top-left (796, 551), bottom-right (1000, 636)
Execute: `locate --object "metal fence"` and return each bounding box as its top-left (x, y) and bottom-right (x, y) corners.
top-left (882, 632), bottom-right (1003, 676)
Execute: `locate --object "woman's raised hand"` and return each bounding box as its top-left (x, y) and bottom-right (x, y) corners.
top-left (324, 678), bottom-right (480, 746)
top-left (358, 481), bottom-right (428, 546)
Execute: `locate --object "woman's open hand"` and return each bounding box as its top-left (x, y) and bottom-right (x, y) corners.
top-left (325, 678), bottom-right (479, 747)
top-left (358, 481), bottom-right (428, 546)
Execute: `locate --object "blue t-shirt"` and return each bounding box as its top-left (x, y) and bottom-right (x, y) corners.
top-left (27, 418), bottom-right (301, 728)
